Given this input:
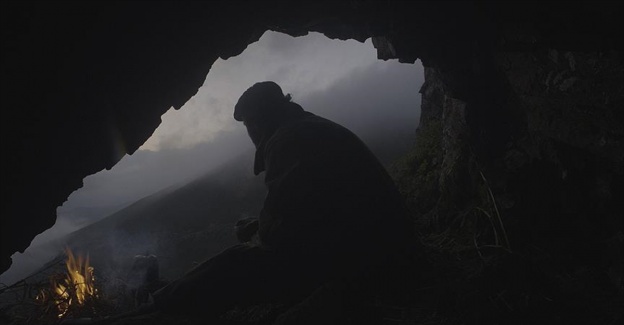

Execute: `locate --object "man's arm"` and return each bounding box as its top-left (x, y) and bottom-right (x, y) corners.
top-left (256, 130), bottom-right (309, 249)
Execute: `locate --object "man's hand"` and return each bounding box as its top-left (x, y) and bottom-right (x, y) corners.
top-left (234, 217), bottom-right (259, 243)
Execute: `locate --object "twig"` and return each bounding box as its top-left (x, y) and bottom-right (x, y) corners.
top-left (479, 171), bottom-right (511, 252)
top-left (473, 234), bottom-right (485, 261)
top-left (474, 207), bottom-right (500, 246)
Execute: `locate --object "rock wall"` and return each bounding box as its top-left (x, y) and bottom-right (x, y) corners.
top-left (386, 38), bottom-right (623, 325)
top-left (499, 49), bottom-right (622, 285)
top-left (401, 50), bottom-right (623, 267)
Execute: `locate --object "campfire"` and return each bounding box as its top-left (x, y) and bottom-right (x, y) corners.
top-left (1, 248), bottom-right (165, 324)
top-left (35, 247), bottom-right (102, 320)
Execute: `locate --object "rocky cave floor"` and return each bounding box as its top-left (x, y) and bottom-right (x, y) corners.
top-left (2, 233), bottom-right (622, 325)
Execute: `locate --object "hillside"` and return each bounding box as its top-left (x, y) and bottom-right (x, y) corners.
top-left (63, 151), bottom-right (266, 281)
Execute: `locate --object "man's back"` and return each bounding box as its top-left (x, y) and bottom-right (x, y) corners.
top-left (152, 82), bottom-right (425, 317)
top-left (257, 111), bottom-right (415, 272)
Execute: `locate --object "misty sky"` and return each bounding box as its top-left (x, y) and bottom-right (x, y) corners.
top-left (64, 31), bottom-right (424, 211)
top-left (141, 31), bottom-right (415, 151)
top-left (0, 31), bottom-right (424, 285)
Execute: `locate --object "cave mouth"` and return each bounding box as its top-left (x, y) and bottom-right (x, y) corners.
top-left (0, 30), bottom-right (424, 288)
top-left (3, 2), bottom-right (621, 323)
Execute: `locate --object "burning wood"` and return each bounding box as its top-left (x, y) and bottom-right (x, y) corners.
top-left (34, 247), bottom-right (101, 320)
top-left (1, 248), bottom-right (167, 324)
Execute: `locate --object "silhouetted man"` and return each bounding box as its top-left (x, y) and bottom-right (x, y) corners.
top-left (152, 81), bottom-right (422, 318)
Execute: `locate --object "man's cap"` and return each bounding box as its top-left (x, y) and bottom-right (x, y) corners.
top-left (234, 81), bottom-right (289, 121)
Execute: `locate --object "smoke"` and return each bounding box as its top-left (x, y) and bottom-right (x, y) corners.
top-left (94, 230), bottom-right (161, 304)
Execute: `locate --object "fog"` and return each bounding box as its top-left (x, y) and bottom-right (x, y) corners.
top-left (0, 31), bottom-right (423, 286)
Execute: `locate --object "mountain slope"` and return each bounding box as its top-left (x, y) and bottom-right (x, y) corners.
top-left (64, 150), bottom-right (266, 280)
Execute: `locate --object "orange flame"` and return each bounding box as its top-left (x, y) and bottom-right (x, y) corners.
top-left (38, 247), bottom-right (99, 318)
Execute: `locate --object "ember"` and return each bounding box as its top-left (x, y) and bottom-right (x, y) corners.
top-left (35, 247), bottom-right (99, 319)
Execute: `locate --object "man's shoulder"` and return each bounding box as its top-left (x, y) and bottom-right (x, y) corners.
top-left (276, 112), bottom-right (350, 138)
top-left (263, 115), bottom-right (317, 152)
top-left (265, 112), bottom-right (365, 159)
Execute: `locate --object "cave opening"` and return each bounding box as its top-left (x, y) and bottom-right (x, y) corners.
top-left (2, 2), bottom-right (621, 323)
top-left (0, 30), bottom-right (424, 290)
